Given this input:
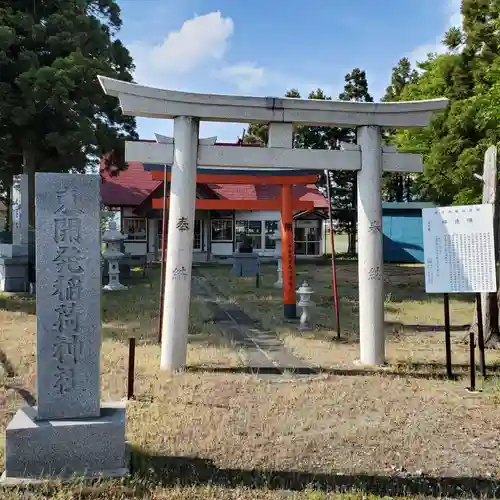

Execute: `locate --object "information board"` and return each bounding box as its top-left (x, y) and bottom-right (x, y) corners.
top-left (422, 204), bottom-right (497, 293)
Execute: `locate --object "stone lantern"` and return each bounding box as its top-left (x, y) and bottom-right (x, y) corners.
top-left (102, 221), bottom-right (128, 291)
top-left (297, 281), bottom-right (314, 331)
top-left (269, 231), bottom-right (283, 288)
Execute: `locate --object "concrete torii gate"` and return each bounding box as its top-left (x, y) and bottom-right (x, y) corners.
top-left (98, 75), bottom-right (447, 371)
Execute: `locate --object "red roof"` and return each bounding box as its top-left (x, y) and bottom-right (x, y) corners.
top-left (100, 159), bottom-right (327, 208)
top-left (100, 161), bottom-right (162, 206)
top-left (208, 183), bottom-right (327, 207)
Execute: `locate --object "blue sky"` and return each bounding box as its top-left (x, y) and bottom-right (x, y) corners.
top-left (116, 0), bottom-right (461, 141)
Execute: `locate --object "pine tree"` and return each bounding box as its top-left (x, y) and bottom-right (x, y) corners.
top-left (0, 0), bottom-right (137, 221)
top-left (391, 0), bottom-right (500, 346)
top-left (334, 68), bottom-right (373, 253)
top-left (381, 58), bottom-right (420, 202)
top-left (243, 72), bottom-right (373, 255)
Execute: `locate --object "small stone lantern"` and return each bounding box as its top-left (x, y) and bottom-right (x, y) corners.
top-left (297, 281), bottom-right (314, 331)
top-left (269, 231), bottom-right (283, 288)
top-left (102, 221), bottom-right (128, 291)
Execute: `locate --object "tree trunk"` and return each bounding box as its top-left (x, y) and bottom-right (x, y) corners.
top-left (469, 145), bottom-right (500, 348)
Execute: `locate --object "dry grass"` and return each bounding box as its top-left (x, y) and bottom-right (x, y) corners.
top-left (200, 262), bottom-right (500, 373)
top-left (1, 264), bottom-right (500, 499)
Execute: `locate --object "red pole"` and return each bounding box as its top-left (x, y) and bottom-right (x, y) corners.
top-left (325, 170), bottom-right (340, 339)
top-left (281, 184), bottom-right (296, 319)
top-left (157, 164), bottom-right (168, 344)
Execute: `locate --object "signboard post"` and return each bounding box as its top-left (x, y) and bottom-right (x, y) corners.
top-left (423, 204), bottom-right (497, 386)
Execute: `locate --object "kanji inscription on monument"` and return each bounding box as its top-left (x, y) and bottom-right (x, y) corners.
top-left (36, 173), bottom-right (101, 420)
top-left (423, 204), bottom-right (497, 294)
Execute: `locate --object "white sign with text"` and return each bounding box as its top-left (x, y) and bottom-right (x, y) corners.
top-left (423, 204), bottom-right (497, 293)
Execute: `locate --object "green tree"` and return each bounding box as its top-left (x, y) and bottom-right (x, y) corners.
top-left (338, 68), bottom-right (373, 103)
top-left (381, 58), bottom-right (420, 202)
top-left (0, 0), bottom-right (137, 224)
top-left (390, 0), bottom-right (500, 346)
top-left (335, 68), bottom-right (373, 253)
top-left (243, 71), bottom-right (374, 255)
top-left (382, 58), bottom-right (419, 102)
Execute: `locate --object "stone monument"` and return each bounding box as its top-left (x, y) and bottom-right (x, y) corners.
top-left (2, 173), bottom-right (128, 483)
top-left (0, 175), bottom-right (30, 292)
top-left (102, 221), bottom-right (128, 291)
top-left (11, 174), bottom-right (29, 246)
top-left (232, 236), bottom-right (260, 282)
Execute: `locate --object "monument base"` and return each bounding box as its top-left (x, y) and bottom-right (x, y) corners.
top-left (2, 402), bottom-right (128, 482)
top-left (0, 255), bottom-right (29, 293)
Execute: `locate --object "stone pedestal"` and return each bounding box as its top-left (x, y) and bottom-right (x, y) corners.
top-left (2, 173), bottom-right (128, 484)
top-left (231, 252), bottom-right (260, 277)
top-left (0, 244), bottom-right (29, 293)
top-left (0, 256), bottom-right (29, 293)
top-left (3, 403), bottom-right (127, 481)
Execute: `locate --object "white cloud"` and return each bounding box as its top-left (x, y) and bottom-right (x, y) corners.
top-left (215, 63), bottom-right (267, 93)
top-left (408, 0), bottom-right (462, 66)
top-left (130, 11), bottom-right (234, 85)
top-left (129, 11), bottom-right (271, 93)
top-left (128, 11), bottom-right (335, 140)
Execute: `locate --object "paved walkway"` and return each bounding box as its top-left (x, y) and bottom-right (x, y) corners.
top-left (192, 270), bottom-right (318, 376)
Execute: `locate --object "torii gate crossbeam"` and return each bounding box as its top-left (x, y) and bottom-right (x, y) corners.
top-left (98, 75), bottom-right (448, 371)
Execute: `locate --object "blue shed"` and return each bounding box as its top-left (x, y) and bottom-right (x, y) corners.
top-left (382, 202), bottom-right (435, 263)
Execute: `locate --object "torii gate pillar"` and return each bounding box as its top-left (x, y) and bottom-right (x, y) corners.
top-left (160, 116), bottom-right (199, 371)
top-left (357, 126), bottom-right (384, 365)
top-left (268, 123), bottom-right (296, 319)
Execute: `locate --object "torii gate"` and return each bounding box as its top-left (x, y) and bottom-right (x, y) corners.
top-left (98, 75), bottom-right (448, 371)
top-left (131, 132), bottom-right (322, 323)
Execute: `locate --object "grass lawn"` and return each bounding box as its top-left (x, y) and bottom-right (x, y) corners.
top-left (200, 261), bottom-right (498, 371)
top-left (1, 263), bottom-right (500, 499)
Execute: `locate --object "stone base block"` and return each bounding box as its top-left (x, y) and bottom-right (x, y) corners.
top-left (0, 244), bottom-right (28, 258)
top-left (0, 255), bottom-right (29, 293)
top-left (3, 402), bottom-right (128, 481)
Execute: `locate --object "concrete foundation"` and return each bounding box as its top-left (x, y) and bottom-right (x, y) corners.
top-left (2, 402), bottom-right (128, 481)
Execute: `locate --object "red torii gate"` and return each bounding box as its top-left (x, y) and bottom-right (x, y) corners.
top-left (144, 140), bottom-right (323, 321)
